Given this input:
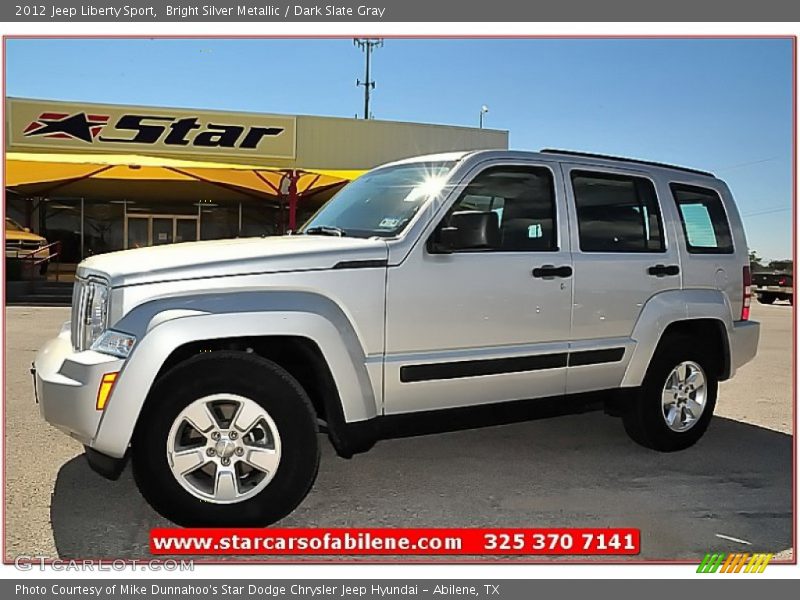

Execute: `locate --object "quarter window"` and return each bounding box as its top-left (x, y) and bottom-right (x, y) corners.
top-left (670, 183), bottom-right (734, 254)
top-left (571, 171), bottom-right (665, 253)
top-left (448, 166), bottom-right (557, 251)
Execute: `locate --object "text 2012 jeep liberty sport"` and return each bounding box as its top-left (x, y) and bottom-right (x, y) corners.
top-left (33, 149), bottom-right (760, 526)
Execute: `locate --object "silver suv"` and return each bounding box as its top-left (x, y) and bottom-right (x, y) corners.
top-left (33, 149), bottom-right (760, 526)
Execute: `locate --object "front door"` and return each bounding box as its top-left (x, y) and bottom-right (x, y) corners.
top-left (125, 214), bottom-right (199, 248)
top-left (126, 215), bottom-right (149, 249)
top-left (383, 162), bottom-right (573, 415)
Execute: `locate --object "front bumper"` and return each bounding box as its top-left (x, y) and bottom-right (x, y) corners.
top-left (33, 322), bottom-right (124, 448)
top-left (730, 319), bottom-right (760, 375)
top-left (84, 446), bottom-right (127, 480)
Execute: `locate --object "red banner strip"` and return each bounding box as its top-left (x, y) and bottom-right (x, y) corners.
top-left (150, 527), bottom-right (640, 555)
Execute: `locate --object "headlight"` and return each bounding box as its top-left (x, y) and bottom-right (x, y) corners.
top-left (91, 330), bottom-right (136, 358)
top-left (73, 278), bottom-right (109, 351)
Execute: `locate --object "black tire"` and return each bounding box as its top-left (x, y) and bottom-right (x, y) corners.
top-left (757, 293), bottom-right (776, 305)
top-left (132, 351), bottom-right (320, 527)
top-left (622, 334), bottom-right (718, 452)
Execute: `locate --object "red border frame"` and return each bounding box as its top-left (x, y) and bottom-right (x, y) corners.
top-left (1, 34), bottom-right (796, 567)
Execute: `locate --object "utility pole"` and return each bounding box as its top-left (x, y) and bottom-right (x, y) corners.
top-left (354, 38), bottom-right (383, 119)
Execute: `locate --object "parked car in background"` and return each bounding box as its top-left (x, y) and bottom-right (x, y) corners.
top-left (33, 149), bottom-right (760, 527)
top-left (753, 270), bottom-right (793, 304)
top-left (5, 217), bottom-right (50, 275)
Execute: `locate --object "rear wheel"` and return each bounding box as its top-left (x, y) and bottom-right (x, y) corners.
top-left (132, 351), bottom-right (320, 526)
top-left (757, 293), bottom-right (776, 304)
top-left (622, 335), bottom-right (718, 452)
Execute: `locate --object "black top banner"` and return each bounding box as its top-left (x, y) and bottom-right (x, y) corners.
top-left (4, 0), bottom-right (800, 22)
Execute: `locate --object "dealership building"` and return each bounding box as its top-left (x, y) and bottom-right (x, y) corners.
top-left (5, 97), bottom-right (507, 266)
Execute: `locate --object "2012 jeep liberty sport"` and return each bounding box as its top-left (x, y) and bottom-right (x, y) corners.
top-left (33, 149), bottom-right (760, 526)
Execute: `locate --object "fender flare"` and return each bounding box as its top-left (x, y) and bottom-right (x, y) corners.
top-left (93, 291), bottom-right (380, 458)
top-left (621, 288), bottom-right (734, 387)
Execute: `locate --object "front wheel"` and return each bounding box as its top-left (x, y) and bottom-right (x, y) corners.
top-left (622, 335), bottom-right (718, 452)
top-left (757, 293), bottom-right (776, 305)
top-left (132, 351), bottom-right (320, 527)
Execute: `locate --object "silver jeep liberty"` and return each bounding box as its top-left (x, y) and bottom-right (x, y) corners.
top-left (33, 149), bottom-right (760, 526)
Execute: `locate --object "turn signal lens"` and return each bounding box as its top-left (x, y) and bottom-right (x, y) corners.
top-left (96, 372), bottom-right (118, 411)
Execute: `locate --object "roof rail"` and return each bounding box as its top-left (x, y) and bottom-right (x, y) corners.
top-left (539, 149), bottom-right (715, 178)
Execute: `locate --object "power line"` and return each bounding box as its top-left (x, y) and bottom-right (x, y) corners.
top-left (713, 156), bottom-right (781, 172)
top-left (741, 206), bottom-right (791, 218)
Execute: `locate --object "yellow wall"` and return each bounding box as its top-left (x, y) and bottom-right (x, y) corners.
top-left (6, 97), bottom-right (509, 170)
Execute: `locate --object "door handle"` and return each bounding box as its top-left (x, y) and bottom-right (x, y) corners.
top-left (532, 265), bottom-right (573, 279)
top-left (648, 264), bottom-right (680, 277)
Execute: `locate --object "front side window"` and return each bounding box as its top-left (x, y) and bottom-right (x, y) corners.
top-left (5, 217), bottom-right (24, 232)
top-left (301, 161), bottom-right (455, 238)
top-left (446, 165), bottom-right (557, 251)
top-left (571, 171), bottom-right (665, 253)
top-left (670, 183), bottom-right (733, 254)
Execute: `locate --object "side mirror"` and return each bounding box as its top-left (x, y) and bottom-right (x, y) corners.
top-left (23, 227), bottom-right (31, 233)
top-left (429, 210), bottom-right (500, 253)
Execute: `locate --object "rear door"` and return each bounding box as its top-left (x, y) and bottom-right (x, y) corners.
top-left (562, 164), bottom-right (682, 393)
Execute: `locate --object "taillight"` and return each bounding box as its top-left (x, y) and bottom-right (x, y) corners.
top-left (779, 276), bottom-right (787, 286)
top-left (741, 266), bottom-right (752, 321)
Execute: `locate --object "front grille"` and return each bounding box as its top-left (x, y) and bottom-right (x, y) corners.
top-left (6, 240), bottom-right (42, 251)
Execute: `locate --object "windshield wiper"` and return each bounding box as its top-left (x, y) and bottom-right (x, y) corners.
top-left (304, 226), bottom-right (346, 237)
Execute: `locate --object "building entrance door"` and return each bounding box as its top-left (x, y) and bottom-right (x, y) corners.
top-left (125, 214), bottom-right (199, 249)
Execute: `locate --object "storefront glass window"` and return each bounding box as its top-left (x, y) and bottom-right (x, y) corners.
top-left (241, 200), bottom-right (280, 237)
top-left (199, 198), bottom-right (240, 241)
top-left (41, 197), bottom-right (82, 264)
top-left (124, 199), bottom-right (199, 217)
top-left (84, 198), bottom-right (124, 258)
top-left (5, 192), bottom-right (320, 265)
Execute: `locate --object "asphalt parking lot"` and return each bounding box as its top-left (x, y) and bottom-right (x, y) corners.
top-left (3, 302), bottom-right (793, 562)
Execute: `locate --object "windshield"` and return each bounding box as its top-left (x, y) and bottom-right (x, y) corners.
top-left (301, 161), bottom-right (456, 238)
top-left (5, 218), bottom-right (24, 232)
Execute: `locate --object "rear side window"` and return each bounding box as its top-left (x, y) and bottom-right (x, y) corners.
top-left (571, 171), bottom-right (665, 253)
top-left (670, 183), bottom-right (733, 254)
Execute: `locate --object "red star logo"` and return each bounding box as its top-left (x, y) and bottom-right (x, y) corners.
top-left (23, 112), bottom-right (109, 143)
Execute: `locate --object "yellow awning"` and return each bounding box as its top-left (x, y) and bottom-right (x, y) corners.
top-left (5, 152), bottom-right (365, 200)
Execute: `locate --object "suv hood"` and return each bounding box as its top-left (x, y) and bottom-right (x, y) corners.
top-left (78, 235), bottom-right (389, 287)
top-left (6, 229), bottom-right (47, 243)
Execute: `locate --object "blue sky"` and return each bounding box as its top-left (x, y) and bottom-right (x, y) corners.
top-left (6, 38), bottom-right (794, 260)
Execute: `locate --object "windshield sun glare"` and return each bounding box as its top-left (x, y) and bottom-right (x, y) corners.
top-left (302, 161), bottom-right (455, 238)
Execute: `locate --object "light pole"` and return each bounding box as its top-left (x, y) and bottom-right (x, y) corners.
top-left (479, 105), bottom-right (489, 129)
top-left (354, 38), bottom-right (383, 119)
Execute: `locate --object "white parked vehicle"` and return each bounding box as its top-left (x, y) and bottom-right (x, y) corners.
top-left (33, 149), bottom-right (760, 526)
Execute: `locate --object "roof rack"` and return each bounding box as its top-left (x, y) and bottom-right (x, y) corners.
top-left (539, 149), bottom-right (715, 178)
